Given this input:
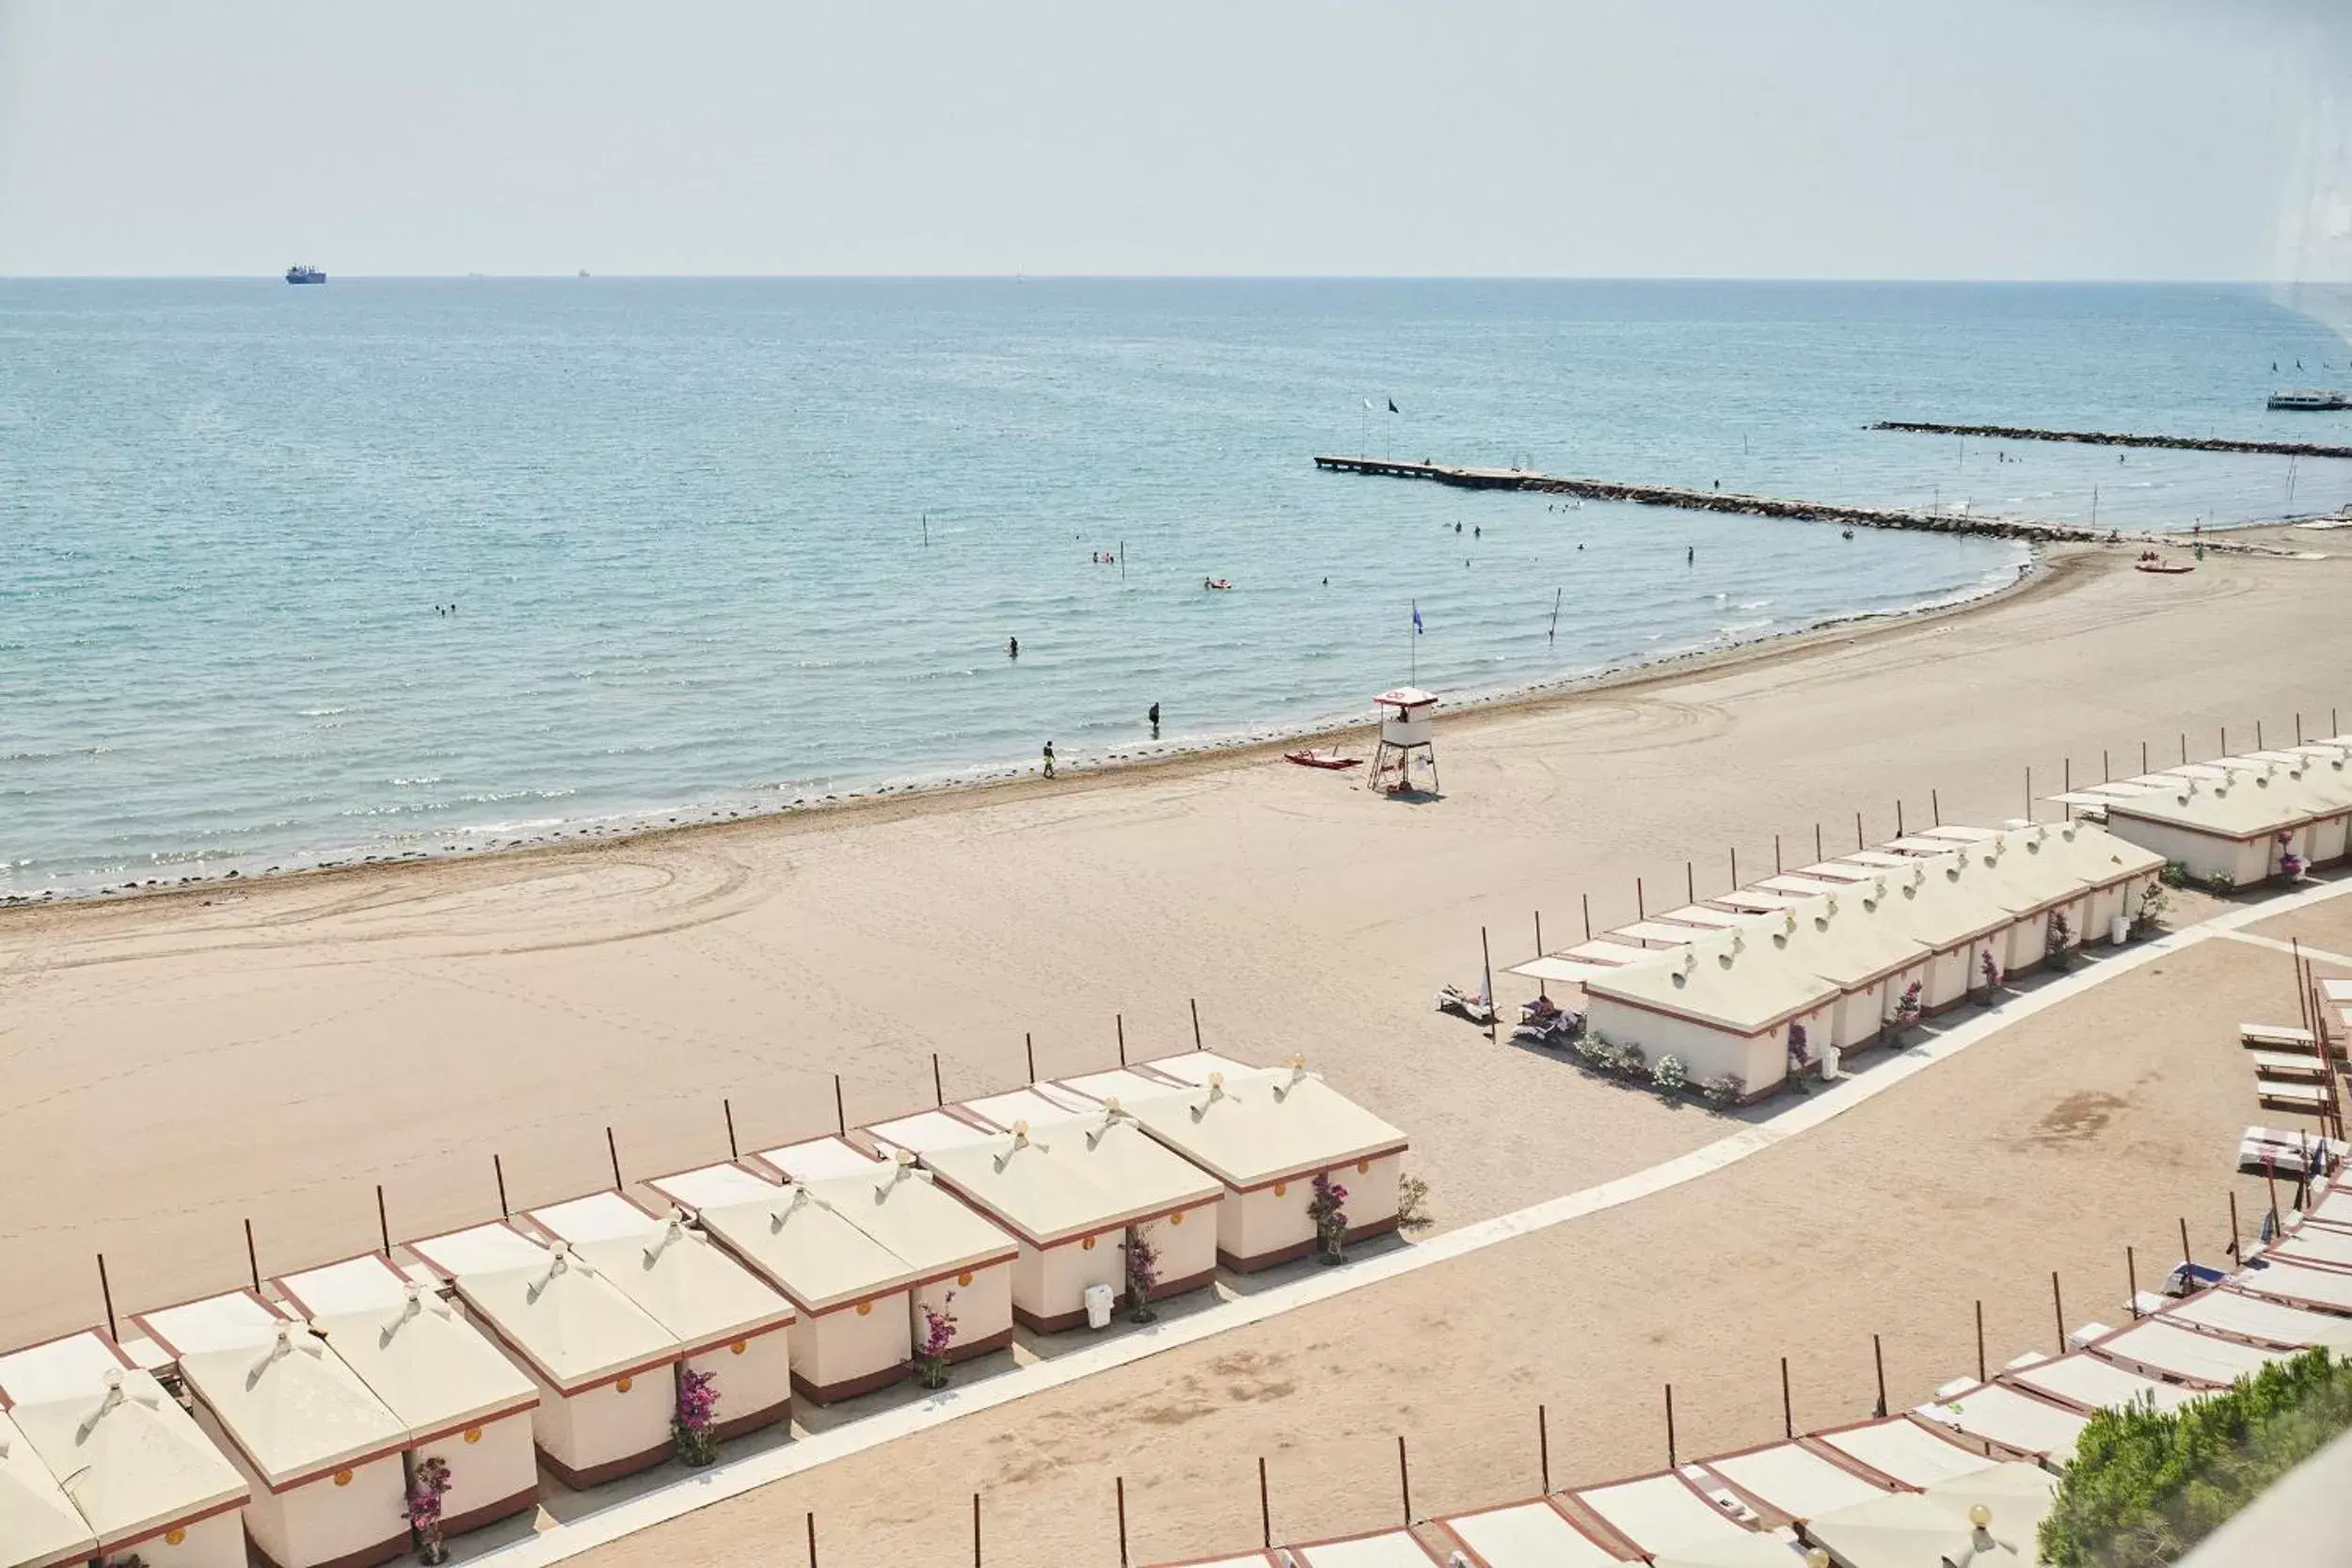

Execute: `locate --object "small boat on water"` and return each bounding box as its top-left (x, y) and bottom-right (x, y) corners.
top-left (1285, 748), bottom-right (1362, 769)
top-left (2267, 388), bottom-right (2346, 411)
top-left (284, 264), bottom-right (326, 285)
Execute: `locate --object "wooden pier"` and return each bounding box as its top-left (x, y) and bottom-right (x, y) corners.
top-left (1871, 420), bottom-right (2352, 461)
top-left (1312, 455), bottom-right (2111, 543)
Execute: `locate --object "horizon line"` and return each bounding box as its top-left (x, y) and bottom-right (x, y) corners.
top-left (0, 272), bottom-right (2337, 287)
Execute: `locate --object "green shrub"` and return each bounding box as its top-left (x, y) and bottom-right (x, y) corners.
top-left (2160, 861), bottom-right (2191, 888)
top-left (2041, 1347), bottom-right (2352, 1567)
top-left (1651, 1053), bottom-right (1686, 1092)
top-left (2206, 870), bottom-right (2236, 895)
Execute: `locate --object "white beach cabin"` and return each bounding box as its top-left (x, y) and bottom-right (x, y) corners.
top-left (175, 1325), bottom-right (411, 1568)
top-left (643, 1163), bottom-right (920, 1404)
top-left (1581, 924), bottom-right (1839, 1100)
top-left (274, 1254), bottom-right (541, 1542)
top-left (1119, 1058), bottom-right (1408, 1272)
top-left (792, 1155), bottom-right (1022, 1364)
top-left (0, 1332), bottom-right (249, 1568)
top-left (524, 1192), bottom-right (796, 1441)
top-left (405, 1223), bottom-right (682, 1489)
top-left (2094, 762), bottom-right (2352, 886)
top-left (0, 1407), bottom-right (99, 1568)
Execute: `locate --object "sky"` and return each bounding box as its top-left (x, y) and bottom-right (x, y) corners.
top-left (0, 0), bottom-right (2346, 280)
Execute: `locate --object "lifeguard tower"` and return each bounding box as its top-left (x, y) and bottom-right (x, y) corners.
top-left (1368, 687), bottom-right (1438, 794)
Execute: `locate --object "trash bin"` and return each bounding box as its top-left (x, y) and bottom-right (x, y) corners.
top-left (1083, 1283), bottom-right (1114, 1330)
top-left (1820, 1043), bottom-right (1842, 1081)
top-left (2109, 912), bottom-right (2130, 945)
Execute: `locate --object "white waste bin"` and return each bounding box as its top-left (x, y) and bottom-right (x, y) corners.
top-left (2109, 912), bottom-right (2131, 945)
top-left (1083, 1283), bottom-right (1114, 1330)
top-left (1820, 1043), bottom-right (1842, 1080)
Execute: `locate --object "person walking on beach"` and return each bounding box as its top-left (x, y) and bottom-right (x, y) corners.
top-left (1041, 741), bottom-right (1057, 779)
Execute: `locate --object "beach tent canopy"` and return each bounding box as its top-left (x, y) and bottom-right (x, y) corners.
top-left (274, 1254), bottom-right (439, 1319)
top-left (1705, 1442), bottom-right (1889, 1523)
top-left (8, 1369), bottom-right (248, 1551)
top-left (1915, 1383), bottom-right (2088, 1464)
top-left (1649, 1536), bottom-right (1813, 1568)
top-left (2090, 1320), bottom-right (2283, 1386)
top-left (2234, 1260), bottom-right (2352, 1313)
top-left (1808, 1418), bottom-right (1999, 1489)
top-left (644, 1161), bottom-right (784, 1215)
top-left (1581, 924), bottom-right (1839, 1036)
top-left (1286, 1527), bottom-right (1444, 1565)
top-left (1032, 1108), bottom-right (1226, 1214)
top-left (0, 1409), bottom-right (99, 1568)
top-left (917, 1126), bottom-right (1154, 1247)
top-left (1141, 1051), bottom-right (1272, 1087)
top-left (1574, 1473), bottom-right (1756, 1554)
top-left (751, 1137), bottom-right (886, 1182)
top-left (530, 1195), bottom-right (797, 1355)
top-left (1117, 1062), bottom-right (1407, 1191)
top-left (2159, 1288), bottom-right (2352, 1349)
top-left (426, 1237), bottom-right (680, 1394)
top-left (1058, 1067), bottom-right (1190, 1105)
top-left (130, 1290), bottom-right (289, 1358)
top-left (308, 1285), bottom-right (539, 1445)
top-left (1919, 1463), bottom-right (2055, 1544)
top-left (1506, 954), bottom-right (1639, 984)
top-left (801, 1159), bottom-right (1019, 1283)
top-left (690, 1184), bottom-right (922, 1313)
top-left (2004, 1352), bottom-right (2207, 1415)
top-left (1434, 1499), bottom-right (1624, 1567)
top-left (865, 1109), bottom-right (1003, 1157)
top-left (177, 1325), bottom-right (408, 1491)
top-left (963, 1085), bottom-right (1096, 1127)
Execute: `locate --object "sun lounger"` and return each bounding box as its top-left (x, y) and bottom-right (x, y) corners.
top-left (1913, 1382), bottom-right (2089, 1465)
top-left (2238, 1126), bottom-right (2347, 1177)
top-left (2242, 1022), bottom-right (2318, 1052)
top-left (2251, 1050), bottom-right (2329, 1080)
top-left (2258, 1079), bottom-right (2328, 1112)
top-left (2261, 1221), bottom-right (2352, 1271)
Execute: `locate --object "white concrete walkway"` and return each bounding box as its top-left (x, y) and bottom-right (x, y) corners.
top-left (465, 874), bottom-right (2352, 1568)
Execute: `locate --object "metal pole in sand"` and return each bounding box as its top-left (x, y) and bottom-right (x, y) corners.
top-left (2064, 757), bottom-right (2072, 794)
top-left (2221, 725), bottom-right (2229, 754)
top-left (607, 1127), bottom-right (623, 1192)
top-left (2126, 1247), bottom-right (2138, 1317)
top-left (1855, 811), bottom-right (1865, 850)
top-left (1191, 998), bottom-right (1203, 1051)
top-left (2266, 1163), bottom-right (2283, 1234)
top-left (1730, 847), bottom-right (1739, 888)
top-left (2258, 720), bottom-right (2265, 750)
top-left (2051, 1272), bottom-right (2065, 1350)
top-left (1538, 1404), bottom-right (1551, 1492)
top-left (1258, 1457), bottom-right (1272, 1547)
top-left (1636, 879), bottom-right (1645, 919)
top-left (246, 1219), bottom-right (261, 1291)
top-left (1781, 1356), bottom-right (1793, 1438)
top-left (2179, 1216), bottom-right (2193, 1272)
top-left (1815, 823), bottom-right (1823, 861)
top-left (1932, 788), bottom-right (1941, 827)
top-left (1686, 862), bottom-right (1694, 904)
top-left (1664, 1385), bottom-right (1677, 1465)
top-left (1872, 1335), bottom-right (1887, 1416)
top-left (98, 1254), bottom-right (118, 1341)
top-left (1116, 1014), bottom-right (1127, 1067)
top-left (1397, 1435), bottom-right (1412, 1523)
top-left (1534, 912), bottom-right (1546, 1001)
top-left (494, 1154), bottom-right (510, 1217)
top-left (1025, 1033), bottom-right (1037, 1084)
top-left (972, 1493), bottom-right (980, 1567)
top-left (933, 1054), bottom-right (945, 1107)
top-left (1481, 927), bottom-right (1497, 1040)
top-left (1975, 1301), bottom-right (1986, 1381)
top-left (2297, 713), bottom-right (2304, 744)
top-left (1897, 800), bottom-right (1905, 837)
top-left (2179, 734), bottom-right (2187, 765)
top-left (377, 1185), bottom-right (391, 1258)
top-left (723, 1099), bottom-right (739, 1159)
top-left (2229, 1192), bottom-right (2241, 1259)
top-left (1581, 894), bottom-right (1591, 940)
top-left (834, 1074), bottom-right (847, 1135)
top-left (1774, 834), bottom-right (1782, 874)
top-left (805, 1513), bottom-right (818, 1568)
top-left (2141, 739), bottom-right (2149, 772)
top-left (2023, 768), bottom-right (2031, 819)
top-left (1116, 1478), bottom-right (1129, 1566)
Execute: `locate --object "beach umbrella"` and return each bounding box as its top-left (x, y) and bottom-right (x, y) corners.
top-left (1804, 1488), bottom-right (2020, 1568)
top-left (1650, 1532), bottom-right (1817, 1568)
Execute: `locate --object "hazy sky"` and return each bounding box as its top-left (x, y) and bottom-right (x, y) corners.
top-left (1, 0), bottom-right (2345, 279)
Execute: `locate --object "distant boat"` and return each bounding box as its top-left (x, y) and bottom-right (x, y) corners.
top-left (578, 268), bottom-right (590, 278)
top-left (2267, 388), bottom-right (2346, 411)
top-left (284, 264), bottom-right (326, 285)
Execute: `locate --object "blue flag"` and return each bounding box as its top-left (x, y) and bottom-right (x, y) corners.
top-left (1411, 603), bottom-right (1423, 634)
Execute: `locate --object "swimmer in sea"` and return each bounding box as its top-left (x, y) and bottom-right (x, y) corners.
top-left (1008, 636), bottom-right (1019, 658)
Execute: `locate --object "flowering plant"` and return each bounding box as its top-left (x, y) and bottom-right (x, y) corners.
top-left (1787, 1022), bottom-right (1813, 1082)
top-left (1308, 1172), bottom-right (1350, 1263)
top-left (917, 1291), bottom-right (959, 1387)
top-left (1124, 1226), bottom-right (1161, 1323)
top-left (2046, 910), bottom-right (2074, 970)
top-left (2280, 834), bottom-right (2306, 880)
top-left (1651, 1053), bottom-right (1687, 1093)
top-left (406, 1454), bottom-right (453, 1562)
top-left (673, 1367), bottom-right (721, 1466)
top-left (1979, 948), bottom-right (2002, 996)
top-left (1701, 1073), bottom-right (1744, 1106)
top-left (1892, 980), bottom-right (1923, 1036)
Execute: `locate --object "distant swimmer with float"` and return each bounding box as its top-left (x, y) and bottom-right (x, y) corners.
top-left (1202, 577), bottom-right (1232, 591)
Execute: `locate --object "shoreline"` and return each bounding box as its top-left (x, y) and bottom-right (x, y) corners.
top-left (2, 552), bottom-right (2049, 916)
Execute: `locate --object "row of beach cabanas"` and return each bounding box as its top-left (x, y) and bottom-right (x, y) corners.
top-left (0, 1050), bottom-right (1406, 1568)
top-left (1148, 1162), bottom-right (2352, 1568)
top-left (2048, 734), bottom-right (2352, 887)
top-left (1508, 818), bottom-right (2169, 1101)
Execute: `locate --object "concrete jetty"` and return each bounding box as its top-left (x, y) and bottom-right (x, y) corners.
top-left (1311, 455), bottom-right (2106, 542)
top-left (1871, 420), bottom-right (2352, 461)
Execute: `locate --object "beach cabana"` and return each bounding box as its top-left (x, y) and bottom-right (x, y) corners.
top-left (1913, 1381), bottom-right (2087, 1465)
top-left (1580, 922), bottom-right (1839, 1098)
top-left (1758, 895), bottom-right (1931, 1056)
top-left (1804, 1416), bottom-right (2000, 1489)
top-left (0, 1408), bottom-right (99, 1568)
top-left (916, 1117), bottom-right (1218, 1329)
top-left (801, 1156), bottom-right (1022, 1363)
top-left (749, 1136), bottom-right (887, 1181)
top-left (2231, 1259), bottom-right (2352, 1315)
top-left (0, 1333), bottom-right (249, 1568)
top-left (524, 1192), bottom-right (797, 1439)
top-left (2088, 1319), bottom-right (2284, 1387)
top-left (961, 1085), bottom-right (1097, 1127)
top-left (1802, 1490), bottom-right (1998, 1568)
top-left (405, 1223), bottom-right (683, 1488)
top-left (276, 1255), bottom-right (541, 1540)
top-left (642, 1163), bottom-right (919, 1403)
top-left (2158, 1287), bottom-right (2352, 1350)
top-left (2094, 762), bottom-right (2352, 885)
top-left (129, 1291), bottom-right (291, 1360)
top-left (176, 1326), bottom-right (411, 1568)
top-left (1847, 856), bottom-right (2017, 1011)
top-left (1999, 1352), bottom-right (2206, 1415)
top-left (1117, 1060), bottom-right (1406, 1272)
top-left (1424, 1497), bottom-right (1629, 1565)
top-left (1137, 1050), bottom-right (1274, 1087)
top-left (1282, 1528), bottom-right (1445, 1565)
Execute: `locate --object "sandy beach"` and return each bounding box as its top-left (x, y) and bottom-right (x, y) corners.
top-left (3, 534), bottom-right (2349, 1560)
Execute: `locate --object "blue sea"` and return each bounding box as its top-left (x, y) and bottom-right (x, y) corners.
top-left (5, 279), bottom-right (2349, 898)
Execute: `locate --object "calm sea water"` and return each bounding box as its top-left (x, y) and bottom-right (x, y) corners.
top-left (6, 279), bottom-right (2349, 897)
